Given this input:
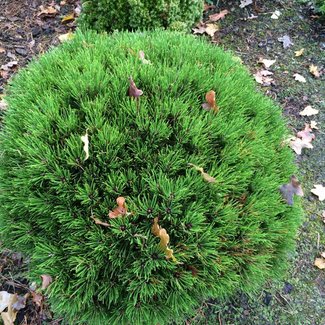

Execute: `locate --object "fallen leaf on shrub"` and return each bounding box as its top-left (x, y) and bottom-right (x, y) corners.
top-left (279, 175), bottom-right (304, 206)
top-left (188, 163), bottom-right (216, 183)
top-left (138, 50), bottom-right (151, 65)
top-left (91, 216), bottom-right (110, 227)
top-left (37, 5), bottom-right (57, 16)
top-left (254, 70), bottom-right (274, 86)
top-left (299, 105), bottom-right (319, 116)
top-left (205, 23), bottom-right (219, 37)
top-left (295, 48), bottom-right (304, 57)
top-left (58, 32), bottom-right (74, 43)
top-left (289, 137), bottom-right (313, 155)
top-left (208, 10), bottom-right (229, 22)
top-left (1, 61), bottom-right (18, 71)
top-left (109, 197), bottom-right (128, 218)
top-left (311, 185), bottom-right (325, 201)
top-left (202, 90), bottom-right (218, 112)
top-left (278, 35), bottom-right (293, 49)
top-left (310, 121), bottom-right (318, 129)
top-left (309, 64), bottom-right (320, 78)
top-left (314, 257), bottom-right (325, 269)
top-left (293, 73), bottom-right (306, 83)
top-left (271, 10), bottom-right (281, 19)
top-left (81, 131), bottom-right (89, 161)
top-left (297, 124), bottom-right (315, 143)
top-left (239, 0), bottom-right (253, 8)
top-left (151, 218), bottom-right (176, 261)
top-left (0, 291), bottom-right (18, 325)
top-left (61, 13), bottom-right (75, 23)
top-left (258, 58), bottom-right (276, 69)
top-left (128, 77), bottom-right (143, 99)
top-left (41, 275), bottom-right (52, 289)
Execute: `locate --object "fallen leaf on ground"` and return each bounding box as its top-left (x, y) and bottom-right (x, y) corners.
top-left (258, 58), bottom-right (276, 69)
top-left (293, 73), bottom-right (306, 83)
top-left (192, 23), bottom-right (207, 35)
top-left (254, 70), bottom-right (274, 86)
top-left (91, 216), bottom-right (110, 227)
top-left (204, 23), bottom-right (219, 37)
top-left (109, 197), bottom-right (128, 218)
top-left (81, 131), bottom-right (89, 161)
top-left (202, 90), bottom-right (218, 112)
top-left (31, 292), bottom-right (43, 308)
top-left (37, 5), bottom-right (57, 16)
top-left (290, 137), bottom-right (313, 155)
top-left (271, 10), bottom-right (281, 19)
top-left (239, 0), bottom-right (253, 8)
top-left (188, 163), bottom-right (216, 183)
top-left (1, 61), bottom-right (18, 71)
top-left (58, 32), bottom-right (74, 42)
top-left (208, 10), bottom-right (229, 22)
top-left (12, 294), bottom-right (27, 311)
top-left (299, 105), bottom-right (319, 116)
top-left (278, 35), bottom-right (293, 49)
top-left (309, 64), bottom-right (320, 78)
top-left (314, 257), bottom-right (325, 269)
top-left (128, 77), bottom-right (143, 99)
top-left (41, 275), bottom-right (52, 289)
top-left (297, 124), bottom-right (315, 143)
top-left (138, 50), bottom-right (151, 65)
top-left (311, 185), bottom-right (325, 201)
top-left (310, 121), bottom-right (318, 130)
top-left (279, 175), bottom-right (304, 206)
top-left (0, 291), bottom-right (18, 325)
top-left (295, 48), bottom-right (304, 57)
top-left (61, 13), bottom-right (75, 23)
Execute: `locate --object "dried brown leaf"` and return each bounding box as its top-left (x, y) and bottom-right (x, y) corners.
top-left (297, 124), bottom-right (315, 143)
top-left (295, 48), bottom-right (304, 57)
top-left (279, 175), bottom-right (304, 206)
top-left (202, 90), bottom-right (218, 112)
top-left (128, 77), bottom-right (143, 99)
top-left (314, 257), bottom-right (325, 269)
top-left (109, 197), bottom-right (127, 218)
top-left (309, 64), bottom-right (320, 78)
top-left (41, 275), bottom-right (52, 290)
top-left (208, 10), bottom-right (229, 22)
top-left (299, 105), bottom-right (319, 116)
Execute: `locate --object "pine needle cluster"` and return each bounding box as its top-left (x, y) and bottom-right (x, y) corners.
top-left (78, 0), bottom-right (203, 32)
top-left (0, 31), bottom-right (302, 324)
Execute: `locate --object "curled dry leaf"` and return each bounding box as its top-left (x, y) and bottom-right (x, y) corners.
top-left (204, 23), bottom-right (219, 37)
top-left (81, 131), bottom-right (89, 161)
top-left (109, 196), bottom-right (128, 218)
top-left (299, 105), bottom-right (319, 116)
top-left (295, 48), bottom-right (304, 57)
top-left (258, 58), bottom-right (276, 69)
top-left (293, 73), bottom-right (306, 83)
top-left (128, 77), bottom-right (143, 99)
top-left (279, 175), bottom-right (304, 206)
top-left (91, 215), bottom-right (110, 227)
top-left (254, 70), bottom-right (274, 86)
top-left (37, 5), bottom-right (57, 16)
top-left (202, 90), bottom-right (218, 112)
top-left (278, 35), bottom-right (293, 49)
top-left (208, 9), bottom-right (229, 22)
top-left (0, 291), bottom-right (18, 325)
top-left (311, 184), bottom-right (325, 201)
top-left (41, 275), bottom-right (53, 290)
top-left (138, 50), bottom-right (151, 65)
top-left (309, 64), bottom-right (320, 78)
top-left (151, 217), bottom-right (176, 261)
top-left (188, 163), bottom-right (216, 183)
top-left (290, 137), bottom-right (313, 155)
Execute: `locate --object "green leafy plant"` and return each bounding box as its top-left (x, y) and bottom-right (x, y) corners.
top-left (78, 0), bottom-right (203, 32)
top-left (0, 31), bottom-right (302, 324)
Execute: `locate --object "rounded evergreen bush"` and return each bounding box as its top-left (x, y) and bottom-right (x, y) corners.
top-left (0, 31), bottom-right (302, 324)
top-left (79, 0), bottom-right (203, 32)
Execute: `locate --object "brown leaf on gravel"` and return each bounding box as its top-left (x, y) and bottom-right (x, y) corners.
top-left (293, 73), bottom-right (306, 83)
top-left (1, 61), bottom-right (18, 71)
top-left (258, 58), bottom-right (276, 69)
top-left (109, 197), bottom-right (128, 218)
top-left (128, 77), bottom-right (143, 99)
top-left (299, 105), bottom-right (319, 116)
top-left (290, 137), bottom-right (313, 155)
top-left (310, 121), bottom-right (318, 130)
top-left (254, 70), bottom-right (274, 86)
top-left (314, 257), bottom-right (325, 269)
top-left (202, 90), bottom-right (218, 112)
top-left (295, 48), bottom-right (304, 57)
top-left (279, 175), bottom-right (304, 206)
top-left (41, 275), bottom-right (52, 290)
top-left (278, 35), bottom-right (293, 49)
top-left (311, 185), bottom-right (325, 201)
top-left (31, 292), bottom-right (43, 308)
top-left (208, 10), bottom-right (229, 22)
top-left (192, 23), bottom-right (207, 35)
top-left (192, 22), bottom-right (219, 37)
top-left (37, 5), bottom-right (58, 17)
top-left (297, 123), bottom-right (315, 143)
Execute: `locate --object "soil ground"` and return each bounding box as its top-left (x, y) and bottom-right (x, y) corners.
top-left (0, 0), bottom-right (324, 324)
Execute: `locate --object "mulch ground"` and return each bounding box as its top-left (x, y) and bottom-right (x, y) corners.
top-left (0, 0), bottom-right (324, 324)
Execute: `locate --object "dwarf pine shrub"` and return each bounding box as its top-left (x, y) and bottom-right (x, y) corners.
top-left (79, 0), bottom-right (203, 32)
top-left (0, 31), bottom-right (302, 324)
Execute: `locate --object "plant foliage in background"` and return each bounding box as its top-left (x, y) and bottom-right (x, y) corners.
top-left (0, 31), bottom-right (302, 324)
top-left (79, 0), bottom-right (203, 32)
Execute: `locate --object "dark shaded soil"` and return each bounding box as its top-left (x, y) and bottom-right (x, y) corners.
top-left (0, 0), bottom-right (324, 324)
